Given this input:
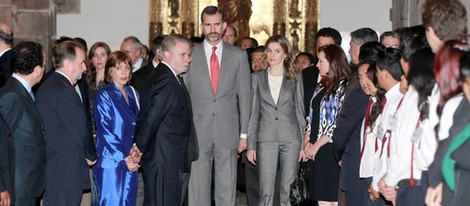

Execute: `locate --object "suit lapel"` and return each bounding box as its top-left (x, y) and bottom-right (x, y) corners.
top-left (277, 73), bottom-right (288, 105)
top-left (218, 43), bottom-right (229, 96)
top-left (194, 45), bottom-right (214, 95)
top-left (10, 78), bottom-right (34, 104)
top-left (9, 78), bottom-right (44, 128)
top-left (262, 70), bottom-right (288, 106)
top-left (260, 70), bottom-right (276, 106)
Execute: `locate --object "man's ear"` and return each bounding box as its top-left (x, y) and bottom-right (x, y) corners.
top-left (62, 59), bottom-right (71, 69)
top-left (426, 27), bottom-right (439, 39)
top-left (382, 69), bottom-right (390, 80)
top-left (32, 65), bottom-right (42, 74)
top-left (222, 22), bottom-right (227, 31)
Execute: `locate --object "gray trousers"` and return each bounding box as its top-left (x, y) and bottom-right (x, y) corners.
top-left (257, 141), bottom-right (300, 206)
top-left (189, 144), bottom-right (238, 206)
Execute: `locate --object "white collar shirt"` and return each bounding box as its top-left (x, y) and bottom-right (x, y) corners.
top-left (359, 96), bottom-right (381, 178)
top-left (371, 83), bottom-right (403, 191)
top-left (203, 40), bottom-right (223, 78)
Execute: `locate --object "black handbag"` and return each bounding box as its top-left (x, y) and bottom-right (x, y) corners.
top-left (289, 162), bottom-right (309, 205)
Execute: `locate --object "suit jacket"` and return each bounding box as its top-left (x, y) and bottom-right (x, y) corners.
top-left (0, 113), bottom-right (13, 202)
top-left (131, 62), bottom-right (157, 97)
top-left (0, 49), bottom-right (12, 87)
top-left (40, 70), bottom-right (93, 138)
top-left (0, 68), bottom-right (5, 88)
top-left (36, 72), bottom-right (97, 190)
top-left (184, 41), bottom-right (251, 149)
top-left (247, 70), bottom-right (305, 150)
top-left (428, 98), bottom-right (470, 188)
top-left (0, 78), bottom-right (46, 199)
top-left (136, 63), bottom-right (198, 172)
top-left (332, 87), bottom-right (369, 192)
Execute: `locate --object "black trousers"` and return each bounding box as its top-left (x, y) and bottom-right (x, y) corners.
top-left (43, 189), bottom-right (82, 206)
top-left (143, 164), bottom-right (187, 206)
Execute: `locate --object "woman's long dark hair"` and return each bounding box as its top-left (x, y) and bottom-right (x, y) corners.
top-left (86, 42), bottom-right (111, 87)
top-left (318, 44), bottom-right (352, 97)
top-left (365, 62), bottom-right (385, 129)
top-left (407, 48), bottom-right (435, 120)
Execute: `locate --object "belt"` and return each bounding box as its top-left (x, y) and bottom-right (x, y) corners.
top-left (397, 179), bottom-right (420, 188)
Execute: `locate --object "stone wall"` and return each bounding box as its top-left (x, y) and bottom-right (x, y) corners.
top-left (0, 0), bottom-right (55, 68)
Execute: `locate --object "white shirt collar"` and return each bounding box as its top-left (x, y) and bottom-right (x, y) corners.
top-left (385, 83), bottom-right (401, 99)
top-left (12, 73), bottom-right (32, 93)
top-left (152, 60), bottom-right (159, 68)
top-left (132, 57), bottom-right (144, 73)
top-left (203, 40), bottom-right (223, 59)
top-left (0, 48), bottom-right (11, 57)
top-left (161, 61), bottom-right (178, 78)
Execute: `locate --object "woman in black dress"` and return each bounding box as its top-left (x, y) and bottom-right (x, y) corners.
top-left (304, 44), bottom-right (351, 206)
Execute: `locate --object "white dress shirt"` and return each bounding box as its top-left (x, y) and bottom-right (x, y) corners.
top-left (438, 93), bottom-right (464, 141)
top-left (371, 83), bottom-right (403, 191)
top-left (268, 72), bottom-right (283, 104)
top-left (359, 97), bottom-right (381, 178)
top-left (415, 85), bottom-right (439, 172)
top-left (203, 40), bottom-right (223, 79)
top-left (132, 57), bottom-right (144, 73)
top-left (383, 85), bottom-right (428, 186)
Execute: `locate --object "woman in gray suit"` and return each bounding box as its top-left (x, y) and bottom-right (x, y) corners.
top-left (247, 35), bottom-right (306, 206)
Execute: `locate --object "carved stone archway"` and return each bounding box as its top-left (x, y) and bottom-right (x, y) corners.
top-left (149, 0), bottom-right (319, 54)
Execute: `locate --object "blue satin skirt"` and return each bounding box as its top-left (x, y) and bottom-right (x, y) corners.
top-left (94, 166), bottom-right (138, 206)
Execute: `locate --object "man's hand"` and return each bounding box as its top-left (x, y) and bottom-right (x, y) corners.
top-left (0, 191), bottom-right (10, 206)
top-left (238, 138), bottom-right (247, 154)
top-left (378, 175), bottom-right (397, 205)
top-left (425, 182), bottom-right (443, 206)
top-left (86, 158), bottom-right (97, 166)
top-left (368, 185), bottom-right (380, 201)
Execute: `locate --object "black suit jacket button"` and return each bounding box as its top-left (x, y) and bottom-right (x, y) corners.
top-left (275, 117), bottom-right (278, 120)
top-left (275, 108), bottom-right (278, 110)
top-left (212, 113), bottom-right (216, 116)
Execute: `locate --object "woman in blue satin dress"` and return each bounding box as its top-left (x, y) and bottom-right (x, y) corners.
top-left (93, 51), bottom-right (140, 205)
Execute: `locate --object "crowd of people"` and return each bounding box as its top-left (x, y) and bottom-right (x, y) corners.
top-left (1, 0), bottom-right (470, 206)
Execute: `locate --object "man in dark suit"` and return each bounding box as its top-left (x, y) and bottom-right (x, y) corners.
top-left (0, 113), bottom-right (12, 206)
top-left (0, 41), bottom-right (46, 205)
top-left (332, 86), bottom-right (369, 206)
top-left (0, 22), bottom-right (13, 88)
top-left (121, 36), bottom-right (148, 73)
top-left (130, 34), bottom-right (167, 206)
top-left (131, 35), bottom-right (167, 98)
top-left (36, 40), bottom-right (98, 205)
top-left (135, 34), bottom-right (198, 206)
